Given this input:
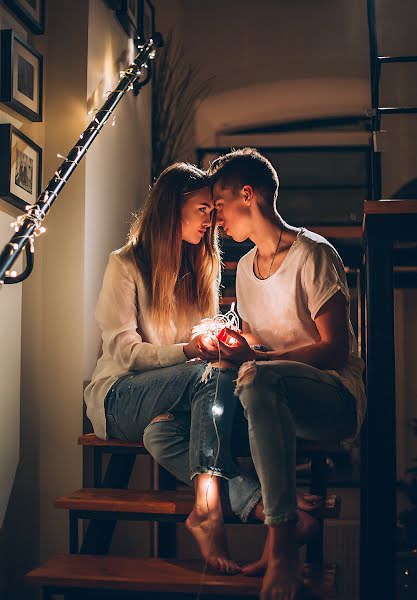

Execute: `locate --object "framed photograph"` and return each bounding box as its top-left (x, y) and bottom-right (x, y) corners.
top-left (138, 0), bottom-right (154, 43)
top-left (116, 0), bottom-right (139, 38)
top-left (4, 0), bottom-right (45, 35)
top-left (0, 124), bottom-right (42, 212)
top-left (0, 29), bottom-right (43, 122)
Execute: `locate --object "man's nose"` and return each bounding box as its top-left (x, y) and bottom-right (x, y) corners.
top-left (215, 210), bottom-right (224, 227)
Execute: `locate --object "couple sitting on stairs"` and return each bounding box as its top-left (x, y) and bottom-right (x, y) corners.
top-left (84, 148), bottom-right (366, 600)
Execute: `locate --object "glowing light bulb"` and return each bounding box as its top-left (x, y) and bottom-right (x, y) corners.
top-left (212, 404), bottom-right (223, 417)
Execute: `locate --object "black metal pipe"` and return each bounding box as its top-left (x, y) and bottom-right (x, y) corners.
top-left (367, 0), bottom-right (380, 109)
top-left (0, 33), bottom-right (163, 284)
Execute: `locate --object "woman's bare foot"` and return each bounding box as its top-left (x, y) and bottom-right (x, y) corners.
top-left (186, 509), bottom-right (241, 574)
top-left (242, 511), bottom-right (319, 576)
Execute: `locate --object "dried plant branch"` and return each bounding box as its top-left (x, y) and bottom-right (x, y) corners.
top-left (152, 31), bottom-right (212, 179)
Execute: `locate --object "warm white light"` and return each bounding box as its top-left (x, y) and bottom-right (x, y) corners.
top-left (212, 404), bottom-right (223, 417)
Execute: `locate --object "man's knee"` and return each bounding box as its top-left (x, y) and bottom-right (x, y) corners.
top-left (236, 360), bottom-right (258, 388)
top-left (235, 361), bottom-right (279, 411)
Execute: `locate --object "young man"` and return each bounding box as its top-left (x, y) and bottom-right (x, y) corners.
top-left (209, 148), bottom-right (366, 600)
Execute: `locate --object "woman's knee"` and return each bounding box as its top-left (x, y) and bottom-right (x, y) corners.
top-left (142, 413), bottom-right (175, 459)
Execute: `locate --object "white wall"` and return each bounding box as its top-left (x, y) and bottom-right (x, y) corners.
top-left (84, 0), bottom-right (152, 379)
top-left (84, 0), bottom-right (153, 557)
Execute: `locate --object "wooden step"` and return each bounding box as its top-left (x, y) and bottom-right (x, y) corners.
top-left (55, 489), bottom-right (341, 520)
top-left (25, 554), bottom-right (337, 598)
top-left (79, 433), bottom-right (145, 449)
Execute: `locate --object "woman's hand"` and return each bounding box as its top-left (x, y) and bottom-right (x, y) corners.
top-left (183, 333), bottom-right (219, 361)
top-left (217, 328), bottom-right (256, 365)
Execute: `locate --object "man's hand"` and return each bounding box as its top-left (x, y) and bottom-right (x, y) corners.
top-left (217, 328), bottom-right (256, 365)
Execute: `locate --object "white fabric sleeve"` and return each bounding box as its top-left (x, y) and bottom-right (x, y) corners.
top-left (235, 262), bottom-right (249, 322)
top-left (96, 253), bottom-right (188, 371)
top-left (302, 243), bottom-right (350, 320)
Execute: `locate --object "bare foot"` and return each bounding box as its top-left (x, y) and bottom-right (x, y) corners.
top-left (261, 554), bottom-right (302, 600)
top-left (241, 527), bottom-right (272, 577)
top-left (297, 493), bottom-right (324, 513)
top-left (242, 512), bottom-right (319, 577)
top-left (185, 509), bottom-right (241, 574)
top-left (253, 494), bottom-right (323, 521)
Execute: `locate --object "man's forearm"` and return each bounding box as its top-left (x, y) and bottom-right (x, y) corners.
top-left (260, 341), bottom-right (348, 370)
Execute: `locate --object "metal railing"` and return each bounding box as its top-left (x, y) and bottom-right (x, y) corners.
top-left (0, 33), bottom-right (163, 285)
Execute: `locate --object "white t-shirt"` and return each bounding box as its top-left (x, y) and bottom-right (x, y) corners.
top-left (236, 228), bottom-right (366, 437)
top-left (84, 246), bottom-right (197, 440)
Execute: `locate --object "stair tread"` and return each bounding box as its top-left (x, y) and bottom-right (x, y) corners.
top-left (78, 433), bottom-right (145, 448)
top-left (79, 433), bottom-right (343, 455)
top-left (55, 488), bottom-right (341, 519)
top-left (25, 554), bottom-right (337, 597)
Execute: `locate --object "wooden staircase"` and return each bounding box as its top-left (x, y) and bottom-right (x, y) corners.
top-left (26, 433), bottom-right (342, 599)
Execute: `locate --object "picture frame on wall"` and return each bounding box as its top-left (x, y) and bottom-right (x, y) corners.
top-left (0, 29), bottom-right (43, 122)
top-left (4, 0), bottom-right (45, 35)
top-left (116, 0), bottom-right (140, 38)
top-left (0, 124), bottom-right (42, 212)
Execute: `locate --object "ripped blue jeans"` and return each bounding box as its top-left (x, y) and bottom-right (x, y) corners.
top-left (104, 361), bottom-right (261, 522)
top-left (235, 360), bottom-right (358, 526)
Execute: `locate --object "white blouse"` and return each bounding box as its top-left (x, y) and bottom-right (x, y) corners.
top-left (84, 246), bottom-right (194, 440)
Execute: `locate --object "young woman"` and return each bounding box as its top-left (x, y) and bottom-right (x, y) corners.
top-left (84, 163), bottom-right (263, 573)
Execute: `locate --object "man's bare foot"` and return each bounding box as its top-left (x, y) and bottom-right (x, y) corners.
top-left (253, 494), bottom-right (323, 521)
top-left (185, 509), bottom-right (241, 574)
top-left (242, 511), bottom-right (319, 577)
top-left (261, 554), bottom-right (302, 600)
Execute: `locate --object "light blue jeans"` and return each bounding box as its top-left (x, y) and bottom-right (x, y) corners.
top-left (235, 360), bottom-right (358, 525)
top-left (104, 361), bottom-right (262, 522)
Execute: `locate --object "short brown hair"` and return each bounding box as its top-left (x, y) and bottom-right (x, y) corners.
top-left (209, 148), bottom-right (279, 209)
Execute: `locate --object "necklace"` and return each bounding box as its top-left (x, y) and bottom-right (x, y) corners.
top-left (255, 228), bottom-right (283, 280)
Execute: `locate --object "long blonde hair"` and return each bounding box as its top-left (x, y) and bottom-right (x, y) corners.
top-left (127, 163), bottom-right (220, 341)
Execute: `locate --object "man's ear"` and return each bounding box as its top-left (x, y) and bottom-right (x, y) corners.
top-left (242, 185), bottom-right (254, 204)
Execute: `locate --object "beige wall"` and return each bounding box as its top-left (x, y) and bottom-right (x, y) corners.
top-left (84, 0), bottom-right (152, 379)
top-left (0, 0), bottom-right (152, 597)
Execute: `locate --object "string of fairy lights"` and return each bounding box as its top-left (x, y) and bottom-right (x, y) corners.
top-left (0, 33), bottom-right (163, 287)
